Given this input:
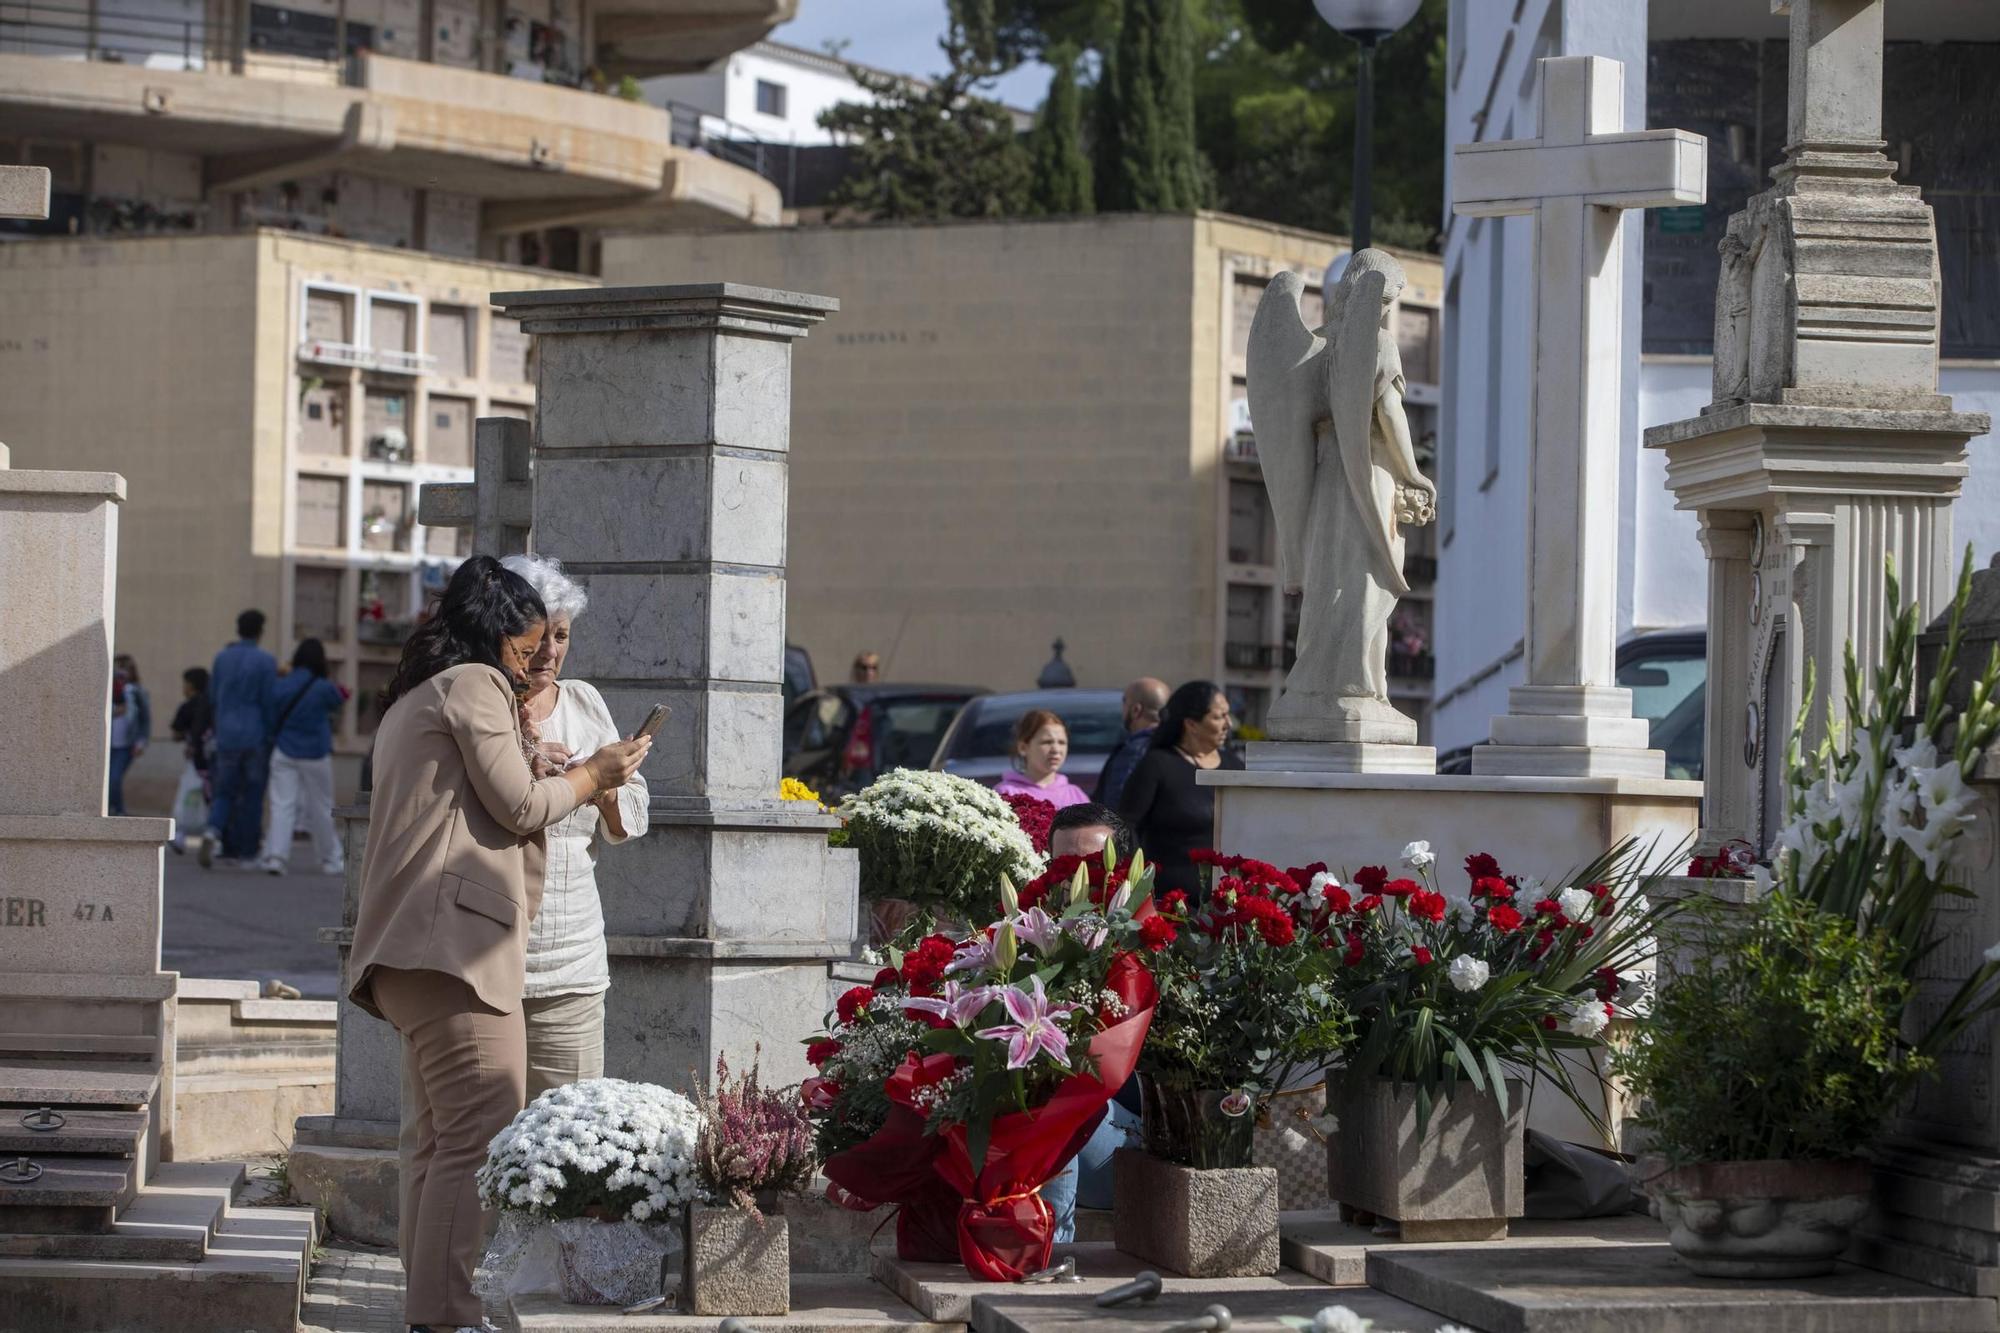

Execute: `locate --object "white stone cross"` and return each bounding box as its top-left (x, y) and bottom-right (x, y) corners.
top-left (416, 416), bottom-right (533, 558)
top-left (1776, 0), bottom-right (1883, 149)
top-left (0, 165), bottom-right (51, 221)
top-left (1451, 56), bottom-right (1706, 776)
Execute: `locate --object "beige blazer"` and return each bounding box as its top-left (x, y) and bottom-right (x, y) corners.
top-left (348, 663), bottom-right (583, 1020)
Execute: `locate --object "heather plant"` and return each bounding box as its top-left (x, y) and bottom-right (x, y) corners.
top-left (692, 1051), bottom-right (816, 1217)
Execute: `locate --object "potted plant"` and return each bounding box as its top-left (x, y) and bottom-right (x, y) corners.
top-left (835, 768), bottom-right (1041, 943)
top-left (807, 848), bottom-right (1158, 1280)
top-left (1325, 839), bottom-right (1673, 1241)
top-left (1618, 556), bottom-right (2000, 1277)
top-left (1111, 853), bottom-right (1352, 1276)
top-left (682, 1052), bottom-right (817, 1316)
top-left (476, 1078), bottom-right (703, 1306)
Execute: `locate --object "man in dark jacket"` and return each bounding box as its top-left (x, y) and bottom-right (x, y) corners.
top-left (1093, 676), bottom-right (1168, 808)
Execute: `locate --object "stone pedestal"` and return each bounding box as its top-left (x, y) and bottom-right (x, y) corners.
top-left (497, 281), bottom-right (858, 1091)
top-left (1110, 1150), bottom-right (1279, 1278)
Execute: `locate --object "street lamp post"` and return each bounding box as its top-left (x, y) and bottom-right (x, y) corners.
top-left (1313, 0), bottom-right (1423, 251)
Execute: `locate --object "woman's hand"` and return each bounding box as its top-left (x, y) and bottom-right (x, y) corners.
top-left (581, 737), bottom-right (651, 794)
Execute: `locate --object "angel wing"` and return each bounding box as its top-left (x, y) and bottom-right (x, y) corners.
top-left (1330, 268), bottom-right (1409, 597)
top-left (1245, 271), bottom-right (1325, 592)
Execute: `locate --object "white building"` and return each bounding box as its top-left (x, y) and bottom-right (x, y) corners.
top-left (1434, 0), bottom-right (2000, 759)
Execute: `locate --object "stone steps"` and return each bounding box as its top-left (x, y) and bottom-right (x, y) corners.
top-left (0, 1152), bottom-right (139, 1233)
top-left (0, 1033), bottom-right (160, 1058)
top-left (0, 1107), bottom-right (148, 1156)
top-left (0, 1058), bottom-right (160, 1109)
top-left (0, 1161), bottom-right (240, 1261)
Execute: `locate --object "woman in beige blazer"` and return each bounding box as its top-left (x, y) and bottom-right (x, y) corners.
top-left (348, 556), bottom-right (648, 1333)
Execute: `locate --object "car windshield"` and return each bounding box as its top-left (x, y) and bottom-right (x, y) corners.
top-left (947, 695), bottom-right (1127, 759)
top-left (877, 699), bottom-right (972, 770)
top-left (1617, 644), bottom-right (1705, 778)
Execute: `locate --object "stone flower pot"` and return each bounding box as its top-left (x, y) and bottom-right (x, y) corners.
top-left (681, 1202), bottom-right (790, 1316)
top-left (1326, 1075), bottom-right (1526, 1242)
top-left (1645, 1159), bottom-right (1873, 1278)
top-left (1139, 1077), bottom-right (1257, 1169)
top-left (1111, 1147), bottom-right (1280, 1278)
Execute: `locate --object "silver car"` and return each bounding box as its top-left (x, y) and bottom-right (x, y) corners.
top-left (929, 688), bottom-right (1129, 794)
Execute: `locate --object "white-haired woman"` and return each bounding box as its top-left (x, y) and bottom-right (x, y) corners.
top-left (500, 553), bottom-right (649, 1095)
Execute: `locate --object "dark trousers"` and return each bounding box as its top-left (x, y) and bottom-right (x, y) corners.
top-left (207, 746), bottom-right (268, 859)
top-left (107, 746), bottom-right (133, 816)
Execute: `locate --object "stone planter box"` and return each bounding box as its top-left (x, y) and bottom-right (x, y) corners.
top-left (1326, 1075), bottom-right (1526, 1242)
top-left (1645, 1158), bottom-right (1873, 1278)
top-left (1110, 1148), bottom-right (1279, 1277)
top-left (681, 1203), bottom-right (790, 1316)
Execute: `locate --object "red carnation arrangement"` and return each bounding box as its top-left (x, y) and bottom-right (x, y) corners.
top-left (1001, 791), bottom-right (1057, 855)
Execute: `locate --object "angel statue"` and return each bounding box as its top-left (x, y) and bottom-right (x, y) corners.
top-left (1246, 249), bottom-right (1436, 741)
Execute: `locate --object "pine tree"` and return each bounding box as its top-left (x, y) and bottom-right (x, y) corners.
top-left (1028, 46), bottom-right (1094, 215)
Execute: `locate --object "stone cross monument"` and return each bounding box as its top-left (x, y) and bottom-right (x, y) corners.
top-left (1451, 56), bottom-right (1706, 779)
top-left (1646, 0), bottom-right (1988, 856)
top-left (415, 417), bottom-right (532, 559)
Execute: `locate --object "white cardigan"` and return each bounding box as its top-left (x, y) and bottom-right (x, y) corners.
top-left (523, 679), bottom-right (649, 998)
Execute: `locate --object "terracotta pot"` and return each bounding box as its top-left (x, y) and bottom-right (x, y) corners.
top-left (1325, 1074), bottom-right (1526, 1242)
top-left (1644, 1158), bottom-right (1873, 1279)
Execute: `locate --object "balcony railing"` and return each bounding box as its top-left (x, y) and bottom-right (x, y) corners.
top-left (1404, 553), bottom-right (1439, 584)
top-left (1225, 642), bottom-right (1283, 672)
top-left (1389, 650), bottom-right (1436, 680)
top-left (1, 0), bottom-right (222, 67)
top-left (299, 339), bottom-right (373, 369)
top-left (375, 348), bottom-right (437, 376)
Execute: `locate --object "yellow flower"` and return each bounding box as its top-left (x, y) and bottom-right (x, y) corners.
top-left (780, 777), bottom-right (823, 805)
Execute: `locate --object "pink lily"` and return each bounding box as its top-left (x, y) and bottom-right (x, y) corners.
top-left (946, 934), bottom-right (997, 976)
top-left (1062, 915), bottom-right (1108, 950)
top-left (902, 981), bottom-right (999, 1029)
top-left (1009, 906), bottom-right (1065, 955)
top-left (975, 976), bottom-right (1083, 1070)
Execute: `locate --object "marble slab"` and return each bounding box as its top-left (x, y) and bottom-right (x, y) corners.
top-left (1281, 1210), bottom-right (1665, 1286)
top-left (513, 1275), bottom-right (955, 1333)
top-left (970, 1286), bottom-right (1466, 1333)
top-left (1368, 1243), bottom-right (1999, 1333)
top-left (875, 1244), bottom-right (1333, 1323)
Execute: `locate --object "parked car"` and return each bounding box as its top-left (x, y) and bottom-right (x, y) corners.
top-left (1431, 629), bottom-right (1708, 779)
top-left (783, 684), bottom-right (987, 798)
top-left (784, 643), bottom-right (816, 708)
top-left (929, 688), bottom-right (1129, 795)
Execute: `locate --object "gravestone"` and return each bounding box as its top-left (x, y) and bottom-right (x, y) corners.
top-left (1451, 55), bottom-right (1705, 780)
top-left (415, 416), bottom-right (532, 558)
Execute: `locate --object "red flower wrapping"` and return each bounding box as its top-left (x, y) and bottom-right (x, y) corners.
top-left (924, 955), bottom-right (1158, 1281)
top-left (820, 1073), bottom-right (961, 1264)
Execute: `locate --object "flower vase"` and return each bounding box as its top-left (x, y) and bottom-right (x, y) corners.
top-left (681, 1202), bottom-right (790, 1316)
top-left (1326, 1074), bottom-right (1526, 1242)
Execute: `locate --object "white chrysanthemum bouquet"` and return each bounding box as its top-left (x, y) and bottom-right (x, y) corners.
top-left (836, 768), bottom-right (1041, 926)
top-left (476, 1078), bottom-right (703, 1223)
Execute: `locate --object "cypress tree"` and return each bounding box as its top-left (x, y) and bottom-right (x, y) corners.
top-left (1029, 46), bottom-right (1094, 215)
top-left (1102, 0), bottom-right (1201, 212)
top-left (1109, 0), bottom-right (1162, 209)
top-left (1150, 0), bottom-right (1202, 210)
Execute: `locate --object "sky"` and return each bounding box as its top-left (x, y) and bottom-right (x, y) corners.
top-left (770, 0), bottom-right (1052, 110)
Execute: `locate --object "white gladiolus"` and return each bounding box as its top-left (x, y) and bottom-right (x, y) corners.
top-left (1448, 955), bottom-right (1490, 993)
top-left (476, 1078), bottom-right (701, 1222)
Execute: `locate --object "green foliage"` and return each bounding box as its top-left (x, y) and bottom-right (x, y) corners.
top-left (1615, 893), bottom-right (1928, 1164)
top-left (1099, 0), bottom-right (1204, 211)
top-left (818, 1), bottom-right (1032, 221)
top-left (1028, 46), bottom-right (1095, 214)
top-left (1143, 923), bottom-right (1351, 1098)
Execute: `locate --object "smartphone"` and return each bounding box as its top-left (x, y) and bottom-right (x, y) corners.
top-left (634, 703), bottom-right (672, 741)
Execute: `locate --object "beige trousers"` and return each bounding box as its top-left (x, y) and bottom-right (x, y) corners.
top-left (375, 966), bottom-right (526, 1329)
top-left (523, 988), bottom-right (607, 1099)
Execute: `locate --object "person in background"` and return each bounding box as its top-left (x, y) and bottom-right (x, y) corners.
top-left (1094, 676), bottom-right (1169, 808)
top-left (851, 650), bottom-right (882, 684)
top-left (258, 638), bottom-right (349, 877)
top-left (1037, 802), bottom-right (1145, 1240)
top-left (347, 556), bottom-right (650, 1333)
top-left (106, 653), bottom-right (151, 816)
top-left (198, 609), bottom-right (277, 868)
top-left (995, 708), bottom-right (1091, 810)
top-left (1117, 680), bottom-right (1243, 900)
top-left (168, 667), bottom-right (213, 854)
top-left (502, 553), bottom-right (650, 1096)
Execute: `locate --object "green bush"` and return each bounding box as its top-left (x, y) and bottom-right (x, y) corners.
top-left (1615, 893), bottom-right (1928, 1164)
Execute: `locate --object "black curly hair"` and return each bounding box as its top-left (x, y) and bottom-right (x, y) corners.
top-left (380, 556), bottom-right (547, 712)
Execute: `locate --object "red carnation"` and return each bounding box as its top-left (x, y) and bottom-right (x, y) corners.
top-left (1353, 865), bottom-right (1389, 895)
top-left (1595, 967), bottom-right (1622, 1000)
top-left (1356, 893), bottom-right (1383, 915)
top-left (1190, 848), bottom-right (1222, 867)
top-left (1257, 911), bottom-right (1296, 948)
top-left (1530, 928), bottom-right (1555, 960)
top-left (1465, 852), bottom-right (1502, 881)
top-left (871, 967), bottom-right (899, 988)
top-left (1534, 898), bottom-right (1561, 917)
top-left (806, 1038), bottom-right (842, 1066)
top-left (1409, 889), bottom-right (1447, 923)
top-left (1139, 915), bottom-right (1178, 953)
top-left (1382, 877), bottom-right (1421, 898)
top-left (1541, 1015), bottom-right (1558, 1031)
top-left (900, 934), bottom-right (957, 995)
top-left (1287, 862), bottom-right (1329, 889)
top-left (1342, 928), bottom-right (1366, 967)
top-left (1323, 884), bottom-right (1353, 914)
top-left (1161, 889), bottom-right (1190, 916)
top-left (1486, 904), bottom-right (1525, 934)
top-left (1413, 946), bottom-right (1434, 965)
top-left (1472, 875), bottom-right (1514, 901)
top-left (1003, 791), bottom-right (1057, 854)
top-left (836, 985), bottom-right (874, 1025)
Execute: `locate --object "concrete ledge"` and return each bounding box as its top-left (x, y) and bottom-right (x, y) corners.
top-left (1200, 769), bottom-right (1702, 798)
top-left (0, 469), bottom-right (125, 500)
top-left (232, 998), bottom-right (338, 1023)
top-left (0, 972), bottom-right (177, 1000)
top-left (514, 1274), bottom-right (952, 1332)
top-left (287, 1142), bottom-right (399, 1246)
top-left (0, 814), bottom-right (173, 841)
top-left (1280, 1210), bottom-right (1664, 1286)
top-left (875, 1243), bottom-right (1330, 1324)
top-left (970, 1285), bottom-right (1445, 1333)
top-left (177, 979), bottom-right (262, 1002)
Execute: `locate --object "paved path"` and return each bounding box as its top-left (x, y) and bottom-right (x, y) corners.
top-left (161, 846), bottom-right (344, 998)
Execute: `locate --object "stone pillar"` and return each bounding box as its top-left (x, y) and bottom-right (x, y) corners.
top-left (1693, 512), bottom-right (1756, 849)
top-left (495, 282), bottom-right (857, 1089)
top-left (0, 453), bottom-right (178, 1166)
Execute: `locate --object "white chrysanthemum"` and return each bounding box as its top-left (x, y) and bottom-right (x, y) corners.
top-left (1448, 955), bottom-right (1489, 993)
top-left (476, 1078), bottom-right (701, 1222)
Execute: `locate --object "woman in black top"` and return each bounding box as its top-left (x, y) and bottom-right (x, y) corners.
top-left (1117, 680), bottom-right (1243, 899)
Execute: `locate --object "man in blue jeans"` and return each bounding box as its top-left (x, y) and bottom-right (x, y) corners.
top-left (1039, 802), bottom-right (1146, 1241)
top-left (198, 609), bottom-right (276, 868)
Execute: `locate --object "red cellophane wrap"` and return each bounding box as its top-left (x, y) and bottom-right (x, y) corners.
top-left (820, 1097), bottom-right (961, 1263)
top-left (930, 953), bottom-right (1158, 1280)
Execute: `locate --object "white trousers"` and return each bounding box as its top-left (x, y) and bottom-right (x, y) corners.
top-left (170, 761), bottom-right (207, 849)
top-left (259, 751), bottom-right (342, 872)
